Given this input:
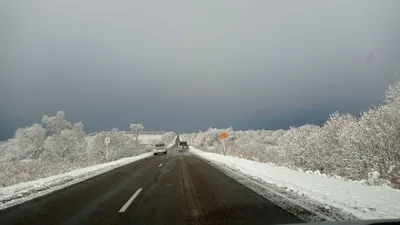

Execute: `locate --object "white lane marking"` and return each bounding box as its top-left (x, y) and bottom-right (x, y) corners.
top-left (159, 163), bottom-right (163, 167)
top-left (166, 157), bottom-right (169, 159)
top-left (118, 188), bottom-right (143, 213)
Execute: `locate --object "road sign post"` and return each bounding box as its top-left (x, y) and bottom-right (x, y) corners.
top-left (222, 139), bottom-right (226, 155)
top-left (220, 132), bottom-right (227, 155)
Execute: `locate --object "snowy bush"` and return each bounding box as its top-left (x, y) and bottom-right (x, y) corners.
top-left (277, 124), bottom-right (321, 168)
top-left (183, 127), bottom-right (286, 162)
top-left (88, 129), bottom-right (148, 162)
top-left (0, 111), bottom-right (151, 187)
top-left (13, 123), bottom-right (47, 160)
top-left (366, 171), bottom-right (391, 187)
top-left (0, 139), bottom-right (21, 162)
top-left (0, 159), bottom-right (93, 188)
top-left (43, 122), bottom-right (87, 162)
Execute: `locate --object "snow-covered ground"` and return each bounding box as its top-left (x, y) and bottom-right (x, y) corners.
top-left (84, 134), bottom-right (162, 147)
top-left (137, 134), bottom-right (162, 144)
top-left (84, 133), bottom-right (162, 145)
top-left (190, 147), bottom-right (400, 221)
top-left (167, 135), bottom-right (178, 148)
top-left (0, 152), bottom-right (152, 210)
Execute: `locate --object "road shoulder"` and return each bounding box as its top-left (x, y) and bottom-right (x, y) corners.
top-left (189, 147), bottom-right (357, 222)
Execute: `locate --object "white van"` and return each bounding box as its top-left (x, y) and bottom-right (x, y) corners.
top-left (153, 142), bottom-right (167, 155)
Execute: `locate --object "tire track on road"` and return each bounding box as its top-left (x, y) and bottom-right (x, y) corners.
top-left (178, 155), bottom-right (204, 225)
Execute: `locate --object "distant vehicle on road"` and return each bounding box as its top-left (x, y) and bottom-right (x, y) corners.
top-left (178, 141), bottom-right (189, 152)
top-left (153, 142), bottom-right (167, 155)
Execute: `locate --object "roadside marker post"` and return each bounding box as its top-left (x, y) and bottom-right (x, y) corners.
top-left (220, 132), bottom-right (227, 155)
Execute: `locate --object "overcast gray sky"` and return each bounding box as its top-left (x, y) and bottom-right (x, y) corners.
top-left (1, 0), bottom-right (400, 139)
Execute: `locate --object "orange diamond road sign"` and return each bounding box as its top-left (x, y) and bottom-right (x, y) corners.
top-left (220, 132), bottom-right (227, 139)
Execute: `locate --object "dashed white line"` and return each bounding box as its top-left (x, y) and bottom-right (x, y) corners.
top-left (118, 188), bottom-right (142, 213)
top-left (159, 163), bottom-right (163, 167)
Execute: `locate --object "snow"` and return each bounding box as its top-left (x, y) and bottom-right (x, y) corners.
top-left (190, 147), bottom-right (400, 220)
top-left (84, 135), bottom-right (95, 143)
top-left (0, 152), bottom-right (152, 210)
top-left (127, 134), bottom-right (162, 144)
top-left (84, 133), bottom-right (161, 145)
top-left (167, 135), bottom-right (178, 148)
top-left (167, 142), bottom-right (175, 148)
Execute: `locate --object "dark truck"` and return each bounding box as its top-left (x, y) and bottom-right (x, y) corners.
top-left (178, 141), bottom-right (189, 152)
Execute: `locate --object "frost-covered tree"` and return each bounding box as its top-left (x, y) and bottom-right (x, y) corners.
top-left (129, 124), bottom-right (144, 143)
top-left (278, 124), bottom-right (320, 168)
top-left (89, 131), bottom-right (118, 162)
top-left (13, 123), bottom-right (47, 159)
top-left (314, 113), bottom-right (358, 173)
top-left (0, 138), bottom-right (20, 162)
top-left (358, 106), bottom-right (400, 183)
top-left (43, 122), bottom-right (87, 162)
top-left (384, 80), bottom-right (400, 107)
top-left (42, 111), bottom-right (72, 135)
top-left (88, 128), bottom-right (141, 162)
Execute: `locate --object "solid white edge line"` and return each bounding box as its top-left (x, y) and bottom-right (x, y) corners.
top-left (159, 163), bottom-right (163, 167)
top-left (118, 188), bottom-right (143, 213)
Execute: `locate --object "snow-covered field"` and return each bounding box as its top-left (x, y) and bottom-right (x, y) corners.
top-left (190, 147), bottom-right (400, 221)
top-left (0, 152), bottom-right (152, 210)
top-left (136, 134), bottom-right (162, 144)
top-left (84, 133), bottom-right (162, 145)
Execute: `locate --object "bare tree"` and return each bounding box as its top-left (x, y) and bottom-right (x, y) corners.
top-left (129, 124), bottom-right (144, 143)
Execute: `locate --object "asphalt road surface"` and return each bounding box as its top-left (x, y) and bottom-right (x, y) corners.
top-left (0, 145), bottom-right (303, 225)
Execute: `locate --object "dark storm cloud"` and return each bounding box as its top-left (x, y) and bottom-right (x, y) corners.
top-left (1, 0), bottom-right (400, 139)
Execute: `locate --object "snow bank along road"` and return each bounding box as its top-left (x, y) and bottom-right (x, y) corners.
top-left (0, 145), bottom-right (302, 225)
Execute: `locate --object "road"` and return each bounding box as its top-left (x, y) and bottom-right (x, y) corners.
top-left (0, 145), bottom-right (303, 225)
